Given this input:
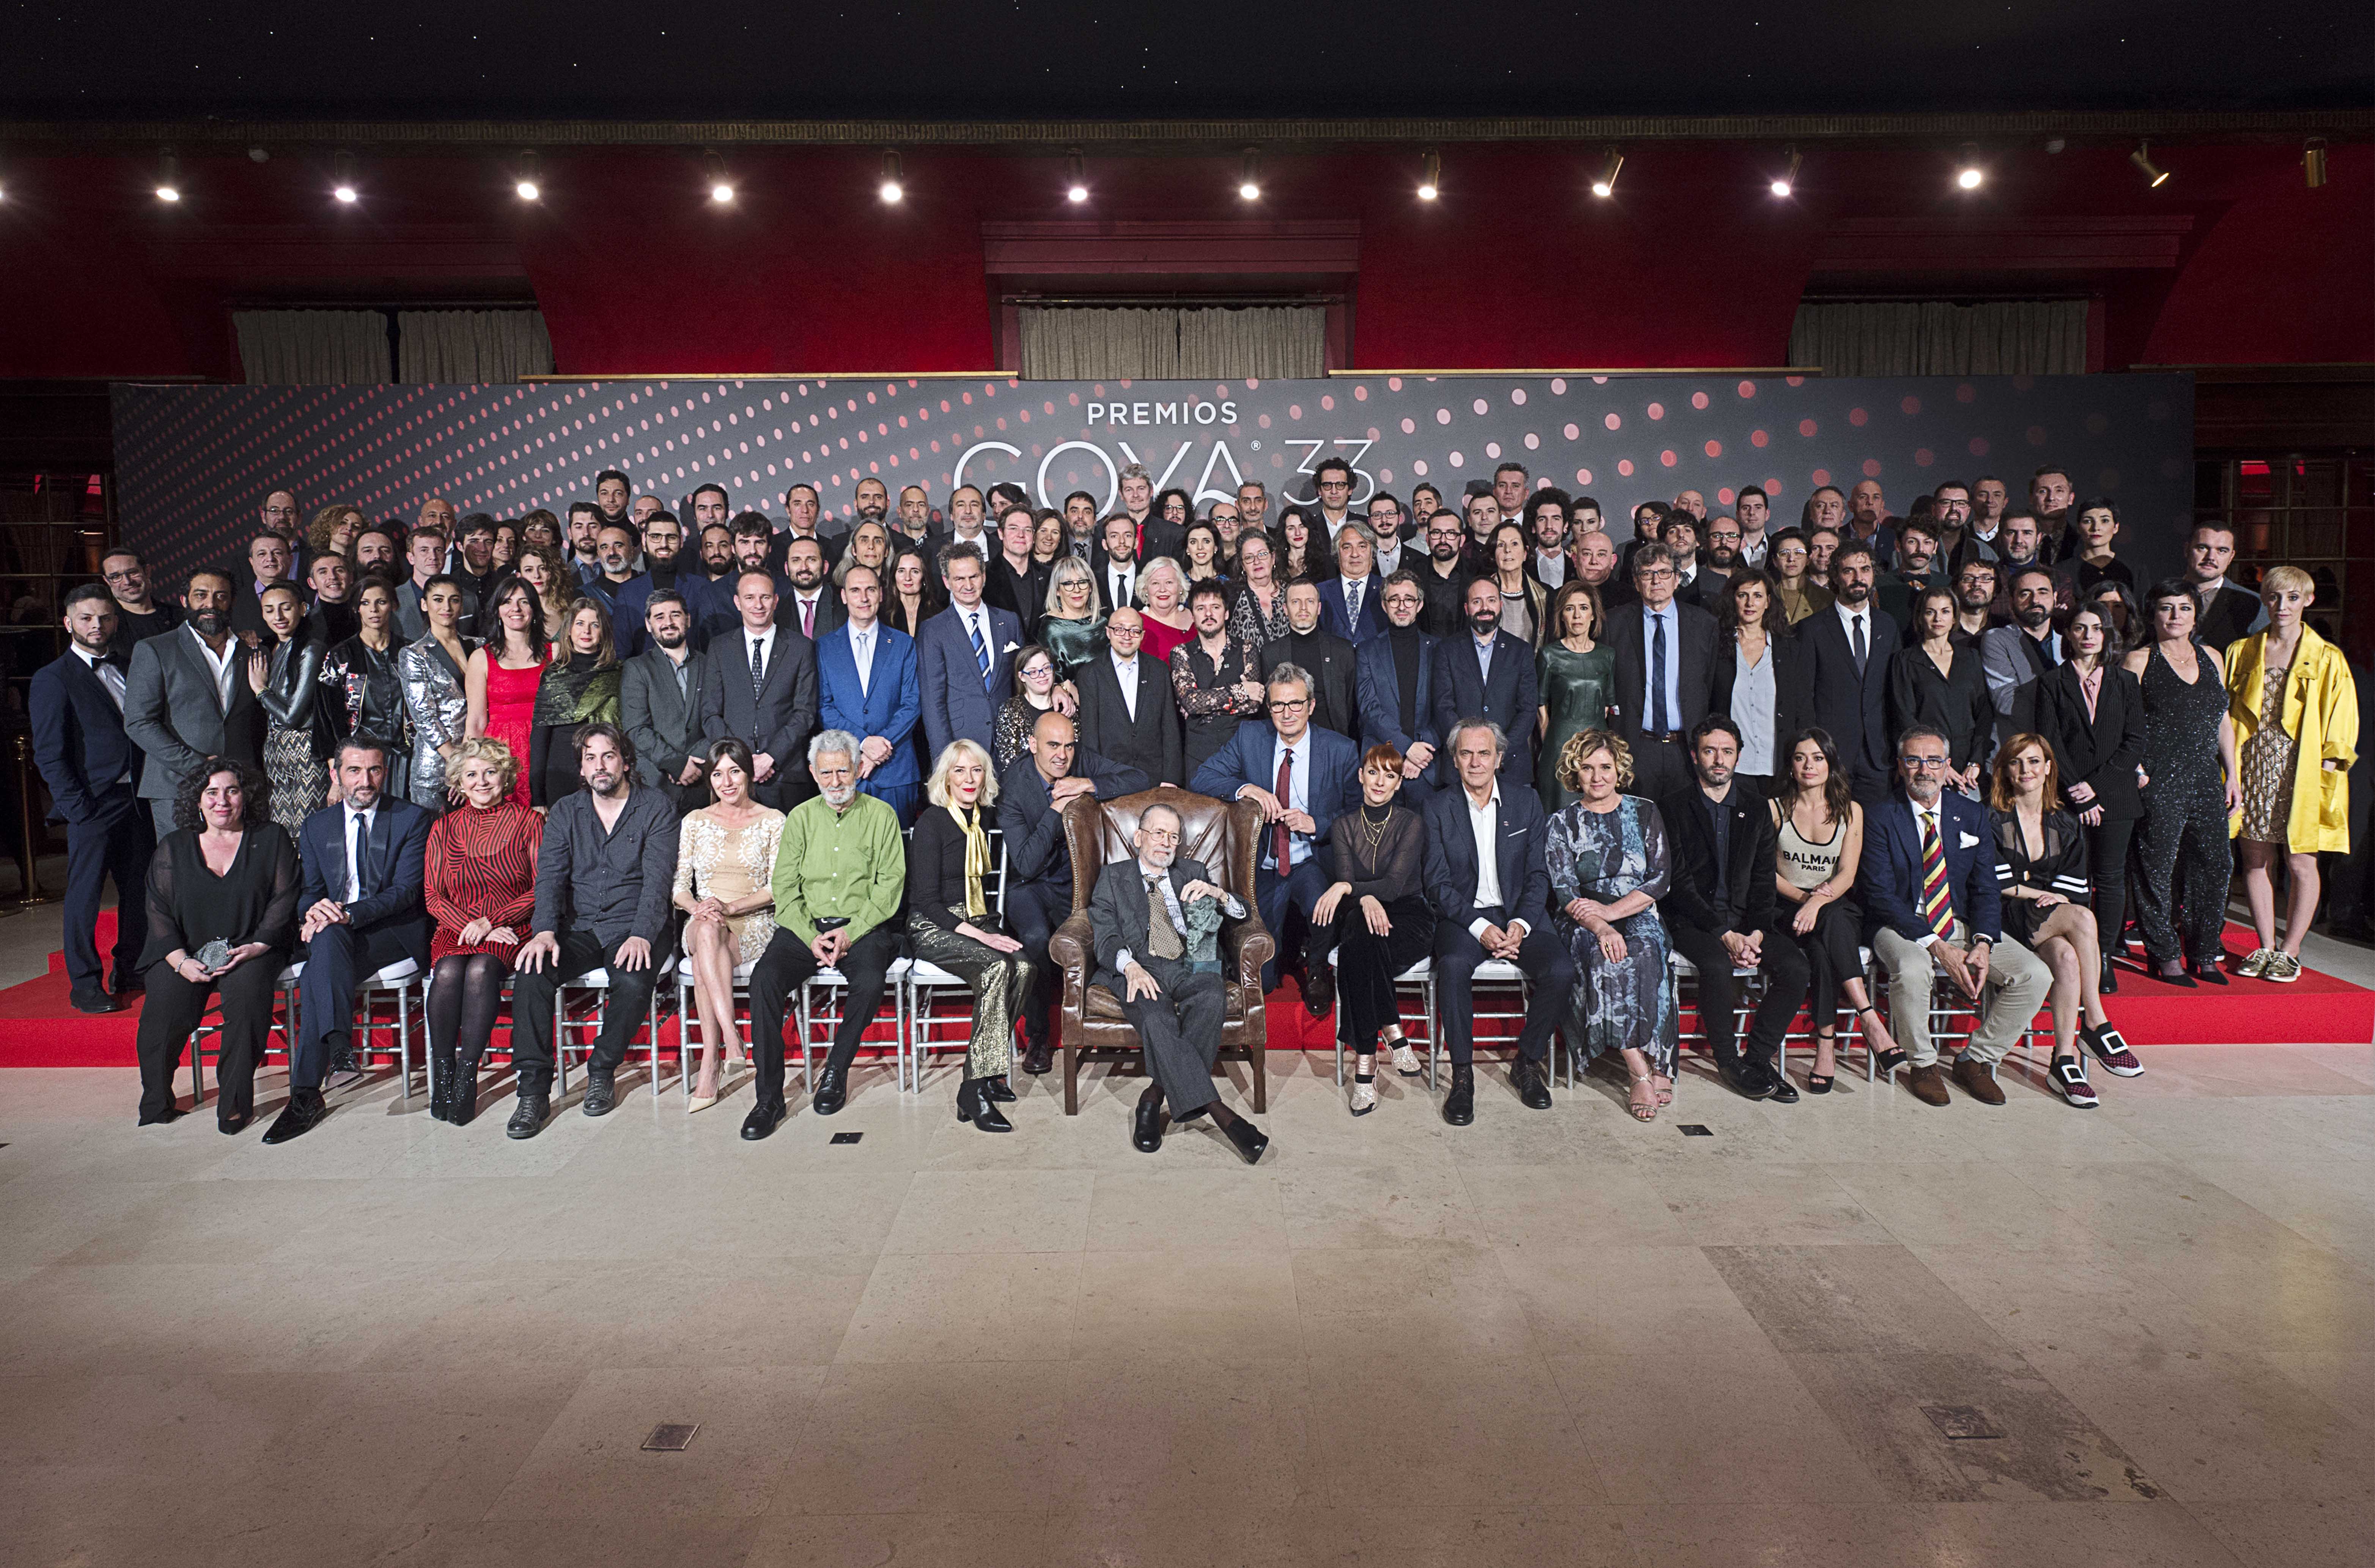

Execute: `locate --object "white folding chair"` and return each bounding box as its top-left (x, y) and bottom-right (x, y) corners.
top-left (1329, 956), bottom-right (1437, 1088)
top-left (673, 949), bottom-right (758, 1097)
top-left (903, 827), bottom-right (1009, 1092)
top-left (553, 966), bottom-right (665, 1095)
top-left (190, 958), bottom-right (422, 1104)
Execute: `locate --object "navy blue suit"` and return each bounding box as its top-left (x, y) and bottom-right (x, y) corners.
top-left (1856, 789), bottom-right (2003, 947)
top-left (816, 622), bottom-right (923, 823)
top-left (28, 649), bottom-right (151, 998)
top-left (294, 798), bottom-right (434, 1090)
top-left (1420, 780), bottom-right (1574, 1067)
top-left (1192, 721), bottom-right (1361, 988)
top-left (1354, 630), bottom-right (1441, 805)
top-left (1430, 628), bottom-right (1540, 790)
top-left (1316, 572), bottom-right (1389, 647)
top-left (915, 601), bottom-right (1025, 765)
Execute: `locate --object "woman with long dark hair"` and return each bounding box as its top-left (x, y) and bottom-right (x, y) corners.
top-left (1279, 507), bottom-right (1331, 581)
top-left (1768, 727), bottom-right (1902, 1090)
top-left (249, 582), bottom-right (335, 837)
top-left (2034, 602), bottom-right (2147, 992)
top-left (1488, 522), bottom-right (1547, 647)
top-left (1709, 570), bottom-right (1804, 796)
top-left (1886, 584), bottom-right (1995, 797)
top-left (322, 578), bottom-right (412, 802)
top-left (882, 547), bottom-right (946, 636)
top-left (1535, 580), bottom-right (1613, 812)
top-left (132, 759), bottom-right (300, 1131)
top-left (1767, 527), bottom-right (1831, 625)
top-left (464, 575), bottom-right (550, 809)
top-left (671, 738), bottom-right (784, 1113)
top-left (1181, 520), bottom-right (1227, 586)
top-left (398, 575), bottom-right (473, 811)
top-left (528, 597), bottom-right (624, 807)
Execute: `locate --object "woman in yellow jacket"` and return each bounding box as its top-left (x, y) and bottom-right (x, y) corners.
top-left (2226, 564), bottom-right (2358, 981)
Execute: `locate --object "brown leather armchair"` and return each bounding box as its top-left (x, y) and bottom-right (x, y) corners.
top-left (1045, 786), bottom-right (1273, 1115)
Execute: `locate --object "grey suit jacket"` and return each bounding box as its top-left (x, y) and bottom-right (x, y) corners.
top-left (1085, 855), bottom-right (1241, 994)
top-left (621, 645), bottom-right (719, 789)
top-left (699, 624), bottom-right (819, 771)
top-left (123, 625), bottom-right (264, 800)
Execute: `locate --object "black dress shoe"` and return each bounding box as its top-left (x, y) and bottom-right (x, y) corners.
top-left (1766, 1072), bottom-right (1801, 1105)
top-left (1132, 1089), bottom-right (1165, 1153)
top-left (138, 1105), bottom-right (186, 1127)
top-left (740, 1100), bottom-right (786, 1141)
top-left (506, 1091), bottom-right (550, 1140)
top-left (1513, 1058), bottom-right (1554, 1111)
top-left (1716, 1057), bottom-right (1778, 1101)
top-left (581, 1068), bottom-right (617, 1117)
top-left (218, 1111), bottom-right (251, 1135)
top-left (111, 971), bottom-right (145, 998)
top-left (810, 1064), bottom-right (848, 1116)
top-left (69, 989), bottom-right (121, 1015)
top-left (1302, 965), bottom-right (1335, 1019)
top-left (1021, 1040), bottom-right (1054, 1076)
top-left (2188, 959), bottom-right (2229, 985)
top-left (980, 1075), bottom-right (1017, 1103)
top-left (1442, 1064), bottom-right (1476, 1127)
top-left (1219, 1113), bottom-right (1269, 1165)
top-left (260, 1089), bottom-right (329, 1145)
top-left (958, 1079), bottom-right (1015, 1133)
top-left (2099, 957), bottom-right (2120, 995)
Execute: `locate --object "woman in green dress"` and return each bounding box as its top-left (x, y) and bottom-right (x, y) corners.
top-left (1535, 579), bottom-right (1615, 811)
top-left (1038, 556), bottom-right (1106, 693)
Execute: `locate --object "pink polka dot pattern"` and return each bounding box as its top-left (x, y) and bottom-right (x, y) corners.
top-left (107, 372), bottom-right (2195, 583)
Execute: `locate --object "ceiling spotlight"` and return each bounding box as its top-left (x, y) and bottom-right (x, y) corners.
top-left (1238, 148), bottom-right (1261, 201)
top-left (247, 145), bottom-right (270, 164)
top-left (879, 150), bottom-right (903, 203)
top-left (514, 150), bottom-right (541, 203)
top-left (1065, 149), bottom-right (1088, 203)
top-left (1955, 145), bottom-right (1985, 191)
top-left (2304, 138), bottom-right (2328, 188)
top-left (1769, 148), bottom-right (1801, 198)
top-left (332, 150), bottom-right (358, 204)
top-left (2129, 140), bottom-right (2169, 189)
top-left (1417, 149), bottom-right (1441, 201)
top-left (1590, 149), bottom-right (1623, 199)
top-left (705, 150), bottom-right (733, 204)
top-left (154, 149), bottom-right (181, 203)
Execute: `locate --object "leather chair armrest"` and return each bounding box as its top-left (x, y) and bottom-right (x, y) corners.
top-left (1222, 914), bottom-right (1273, 989)
top-left (1050, 913), bottom-right (1094, 1004)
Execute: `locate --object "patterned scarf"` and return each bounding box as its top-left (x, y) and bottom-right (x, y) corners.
top-left (956, 805), bottom-right (992, 919)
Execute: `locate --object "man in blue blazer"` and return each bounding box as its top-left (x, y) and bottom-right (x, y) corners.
top-left (1859, 723), bottom-right (2050, 1108)
top-left (816, 564), bottom-right (924, 824)
top-left (914, 543), bottom-right (1024, 769)
top-left (1429, 576), bottom-right (1539, 791)
top-left (29, 585), bottom-right (152, 1013)
top-left (1191, 662), bottom-right (1361, 1010)
top-left (1315, 522), bottom-right (1390, 647)
top-left (1354, 571), bottom-right (1441, 806)
top-left (270, 736), bottom-right (434, 1143)
top-left (1421, 718), bottom-right (1572, 1125)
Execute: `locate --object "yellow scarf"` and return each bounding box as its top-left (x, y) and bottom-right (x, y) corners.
top-left (957, 805), bottom-right (991, 919)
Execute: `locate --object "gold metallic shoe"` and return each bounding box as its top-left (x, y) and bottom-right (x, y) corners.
top-left (2234, 947), bottom-right (2274, 979)
top-left (2266, 951), bottom-right (2304, 983)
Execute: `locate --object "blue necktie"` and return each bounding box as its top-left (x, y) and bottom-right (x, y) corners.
top-left (1650, 612), bottom-right (1668, 734)
top-left (969, 613), bottom-right (992, 684)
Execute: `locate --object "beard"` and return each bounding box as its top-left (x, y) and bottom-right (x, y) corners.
top-left (1467, 611), bottom-right (1500, 637)
top-left (653, 626), bottom-right (687, 649)
top-left (187, 607), bottom-right (227, 637)
top-left (820, 783), bottom-right (858, 810)
top-left (586, 768), bottom-right (626, 797)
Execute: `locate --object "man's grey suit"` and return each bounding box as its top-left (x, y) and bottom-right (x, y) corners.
top-left (1086, 855), bottom-right (1239, 1120)
top-left (123, 625), bottom-right (264, 837)
top-left (621, 644), bottom-right (721, 813)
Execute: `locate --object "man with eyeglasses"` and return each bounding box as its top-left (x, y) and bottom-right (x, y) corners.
top-left (1951, 559), bottom-right (2001, 646)
top-left (1193, 664), bottom-right (1360, 1010)
top-left (1364, 492), bottom-right (1407, 575)
top-left (1310, 456), bottom-right (1365, 542)
top-left (1356, 573), bottom-right (1442, 806)
top-left (1608, 544), bottom-right (1718, 802)
top-left (1861, 725), bottom-right (2051, 1108)
top-left (1417, 512), bottom-right (1473, 638)
top-left (1077, 606), bottom-right (1181, 788)
top-left (100, 548), bottom-right (182, 658)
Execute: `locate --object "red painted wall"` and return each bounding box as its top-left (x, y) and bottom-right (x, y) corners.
top-left (0, 141), bottom-right (2364, 381)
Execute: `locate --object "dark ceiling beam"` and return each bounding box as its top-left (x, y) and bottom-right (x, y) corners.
top-left (3, 109), bottom-right (2368, 151)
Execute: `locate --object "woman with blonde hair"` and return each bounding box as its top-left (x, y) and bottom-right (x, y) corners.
top-left (2226, 564), bottom-right (2358, 981)
top-left (672, 738), bottom-right (785, 1112)
top-left (1136, 555), bottom-right (1195, 665)
top-left (422, 736), bottom-right (542, 1123)
top-left (906, 739), bottom-right (1033, 1131)
top-left (1038, 556), bottom-right (1106, 686)
top-left (1545, 728), bottom-right (1679, 1121)
top-left (527, 597), bottom-right (623, 806)
top-left (1988, 733), bottom-right (2138, 1107)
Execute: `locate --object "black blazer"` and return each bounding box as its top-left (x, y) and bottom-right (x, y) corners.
top-left (28, 650), bottom-right (141, 828)
top-left (986, 554), bottom-right (1053, 638)
top-left (996, 748), bottom-right (1151, 894)
top-left (1428, 629), bottom-right (1541, 787)
top-left (1886, 641), bottom-right (1996, 775)
top-left (2034, 661), bottom-right (2148, 822)
top-left (1708, 631), bottom-right (1807, 778)
top-left (1606, 599), bottom-right (1720, 745)
top-left (1420, 779), bottom-right (1554, 931)
top-left (1260, 629), bottom-right (1360, 741)
top-left (1076, 650), bottom-right (1183, 787)
top-left (1798, 600), bottom-right (1902, 792)
top-left (2196, 581), bottom-right (2264, 652)
top-left (1658, 784), bottom-right (1780, 937)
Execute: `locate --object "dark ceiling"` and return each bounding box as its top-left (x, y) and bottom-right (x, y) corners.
top-left (11, 0), bottom-right (2372, 122)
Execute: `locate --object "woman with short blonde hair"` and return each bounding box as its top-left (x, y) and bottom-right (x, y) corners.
top-left (909, 739), bottom-right (1030, 1131)
top-left (423, 735), bottom-right (541, 1123)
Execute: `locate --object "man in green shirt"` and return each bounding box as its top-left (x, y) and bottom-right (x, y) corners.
top-left (742, 727), bottom-right (907, 1139)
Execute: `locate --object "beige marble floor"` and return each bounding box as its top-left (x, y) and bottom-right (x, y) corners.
top-left (2, 1030), bottom-right (2371, 1568)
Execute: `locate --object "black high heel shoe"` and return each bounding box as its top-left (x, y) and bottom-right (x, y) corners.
top-left (956, 1077), bottom-right (1013, 1133)
top-left (2156, 961), bottom-right (2195, 988)
top-left (980, 1075), bottom-right (1017, 1103)
top-left (1806, 1033), bottom-right (1836, 1095)
top-left (2186, 959), bottom-right (2229, 986)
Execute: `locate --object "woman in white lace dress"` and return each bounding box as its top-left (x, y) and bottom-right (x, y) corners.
top-left (672, 738), bottom-right (785, 1111)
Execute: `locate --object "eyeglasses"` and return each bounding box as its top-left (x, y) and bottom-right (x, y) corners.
top-left (1316, 479), bottom-right (1351, 492)
top-left (1267, 698), bottom-right (1308, 713)
top-left (1108, 625), bottom-right (1144, 638)
top-left (1142, 828), bottom-right (1180, 844)
top-left (102, 569), bottom-right (140, 583)
top-left (1898, 755), bottom-right (1950, 770)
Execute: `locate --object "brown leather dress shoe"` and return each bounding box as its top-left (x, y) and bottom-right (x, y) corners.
top-left (1952, 1056), bottom-right (2006, 1106)
top-left (1906, 1064), bottom-right (1952, 1106)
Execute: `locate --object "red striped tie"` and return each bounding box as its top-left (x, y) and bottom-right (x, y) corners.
top-left (1917, 808), bottom-right (1955, 939)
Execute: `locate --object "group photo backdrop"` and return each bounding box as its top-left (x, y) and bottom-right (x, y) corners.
top-left (112, 372), bottom-right (2196, 582)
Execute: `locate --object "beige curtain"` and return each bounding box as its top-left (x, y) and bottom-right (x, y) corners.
top-left (233, 310), bottom-right (392, 384)
top-left (1020, 305), bottom-right (1326, 380)
top-left (1789, 300), bottom-right (2090, 376)
top-left (397, 310), bottom-right (556, 383)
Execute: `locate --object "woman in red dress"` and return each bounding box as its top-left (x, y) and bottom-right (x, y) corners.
top-left (465, 577), bottom-right (549, 810)
top-left (423, 736), bottom-right (542, 1124)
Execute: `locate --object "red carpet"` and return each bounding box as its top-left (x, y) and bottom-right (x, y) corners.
top-left (3, 916), bottom-right (2368, 1068)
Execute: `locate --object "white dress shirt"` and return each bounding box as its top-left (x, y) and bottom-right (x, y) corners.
top-left (75, 644), bottom-right (126, 710)
top-left (186, 623), bottom-right (237, 712)
top-left (793, 589), bottom-right (826, 639)
top-left (342, 801), bottom-right (378, 903)
top-left (1256, 730), bottom-right (1314, 869)
top-left (1534, 550), bottom-right (1568, 589)
top-left (1463, 785), bottom-right (1528, 939)
top-left (1107, 562), bottom-right (1137, 609)
top-left (743, 625), bottom-right (778, 685)
top-left (1111, 651), bottom-right (1141, 720)
top-left (848, 621), bottom-right (876, 696)
top-left (1833, 599), bottom-right (1875, 668)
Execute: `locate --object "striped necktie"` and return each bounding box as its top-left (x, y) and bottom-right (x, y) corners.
top-left (967, 612), bottom-right (992, 683)
top-left (1917, 807), bottom-right (1956, 939)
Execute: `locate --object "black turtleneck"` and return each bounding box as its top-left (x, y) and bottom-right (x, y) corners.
top-left (1387, 625), bottom-right (1423, 735)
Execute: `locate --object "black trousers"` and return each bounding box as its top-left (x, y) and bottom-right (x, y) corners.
top-left (1005, 878), bottom-right (1072, 1051)
top-left (62, 803), bottom-right (150, 995)
top-left (506, 929), bottom-right (661, 1089)
top-left (1331, 893), bottom-right (1435, 1054)
top-left (1433, 908), bottom-right (1575, 1067)
top-left (1120, 957), bottom-right (1228, 1118)
top-left (1629, 735), bottom-right (1691, 804)
top-left (135, 956), bottom-right (281, 1124)
top-left (1667, 921), bottom-right (1810, 1067)
top-left (1771, 897), bottom-right (1865, 1029)
top-left (294, 922), bottom-right (415, 1089)
top-left (2136, 778), bottom-right (2232, 966)
top-left (2083, 816), bottom-right (2138, 957)
top-left (747, 922), bottom-right (898, 1108)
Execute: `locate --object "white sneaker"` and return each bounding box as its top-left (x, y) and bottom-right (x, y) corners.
top-left (1349, 1079), bottom-right (1378, 1117)
top-left (1389, 1042), bottom-right (1423, 1077)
